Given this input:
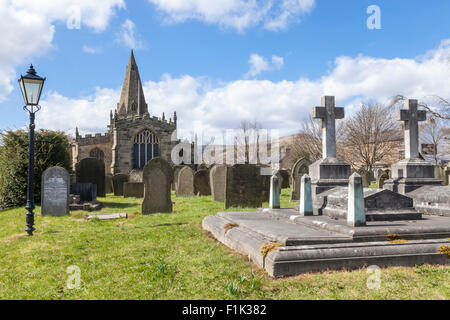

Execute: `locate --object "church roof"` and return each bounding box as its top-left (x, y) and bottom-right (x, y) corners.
top-left (117, 50), bottom-right (147, 116)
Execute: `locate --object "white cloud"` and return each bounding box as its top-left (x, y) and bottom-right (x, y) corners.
top-left (147, 0), bottom-right (316, 32)
top-left (82, 45), bottom-right (102, 54)
top-left (0, 0), bottom-right (125, 102)
top-left (245, 54), bottom-right (284, 78)
top-left (115, 19), bottom-right (145, 50)
top-left (39, 40), bottom-right (450, 139)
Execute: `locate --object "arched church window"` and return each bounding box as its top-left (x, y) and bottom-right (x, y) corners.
top-left (131, 102), bottom-right (137, 112)
top-left (133, 130), bottom-right (160, 169)
top-left (90, 148), bottom-right (105, 162)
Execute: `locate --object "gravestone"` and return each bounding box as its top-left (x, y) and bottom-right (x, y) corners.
top-left (194, 169), bottom-right (211, 196)
top-left (299, 174), bottom-right (313, 216)
top-left (172, 165), bottom-right (184, 191)
top-left (176, 166), bottom-right (195, 197)
top-left (377, 172), bottom-right (389, 189)
top-left (123, 182), bottom-right (144, 198)
top-left (41, 167), bottom-right (70, 217)
top-left (70, 183), bottom-right (97, 202)
top-left (142, 158), bottom-right (173, 214)
top-left (225, 164), bottom-right (263, 209)
top-left (309, 96), bottom-right (351, 197)
top-left (105, 174), bottom-right (113, 194)
top-left (129, 170), bottom-right (143, 183)
top-left (279, 169), bottom-right (290, 189)
top-left (291, 158), bottom-right (310, 201)
top-left (210, 164), bottom-right (227, 202)
top-left (75, 157), bottom-right (105, 197)
top-left (384, 100), bottom-right (442, 194)
top-left (358, 169), bottom-right (371, 188)
top-left (112, 173), bottom-right (129, 196)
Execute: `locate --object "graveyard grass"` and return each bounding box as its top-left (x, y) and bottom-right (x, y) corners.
top-left (0, 189), bottom-right (448, 300)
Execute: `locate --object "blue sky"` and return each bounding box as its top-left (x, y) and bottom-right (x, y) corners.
top-left (1, 0), bottom-right (450, 137)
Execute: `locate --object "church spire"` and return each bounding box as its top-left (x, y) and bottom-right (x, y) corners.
top-left (117, 50), bottom-right (148, 116)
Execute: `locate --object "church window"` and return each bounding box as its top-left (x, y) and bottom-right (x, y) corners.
top-left (90, 148), bottom-right (105, 162)
top-left (133, 130), bottom-right (160, 169)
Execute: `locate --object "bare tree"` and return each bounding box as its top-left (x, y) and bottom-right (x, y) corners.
top-left (390, 95), bottom-right (450, 120)
top-left (341, 103), bottom-right (400, 171)
top-left (420, 116), bottom-right (447, 165)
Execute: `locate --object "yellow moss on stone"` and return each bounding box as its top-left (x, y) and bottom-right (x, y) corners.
top-left (390, 239), bottom-right (409, 244)
top-left (261, 243), bottom-right (284, 258)
top-left (386, 234), bottom-right (401, 241)
top-left (438, 245), bottom-right (450, 258)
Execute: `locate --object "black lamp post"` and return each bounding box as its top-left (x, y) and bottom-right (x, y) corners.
top-left (18, 65), bottom-right (46, 236)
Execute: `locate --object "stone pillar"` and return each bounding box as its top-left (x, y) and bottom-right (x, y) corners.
top-left (347, 173), bottom-right (366, 227)
top-left (269, 174), bottom-right (280, 209)
top-left (299, 174), bottom-right (313, 216)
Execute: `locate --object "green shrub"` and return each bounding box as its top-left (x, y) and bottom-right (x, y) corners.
top-left (0, 129), bottom-right (71, 209)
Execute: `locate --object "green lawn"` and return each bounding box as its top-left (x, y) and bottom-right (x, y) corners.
top-left (0, 188), bottom-right (448, 300)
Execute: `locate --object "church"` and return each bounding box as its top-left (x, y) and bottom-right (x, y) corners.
top-left (70, 51), bottom-right (178, 174)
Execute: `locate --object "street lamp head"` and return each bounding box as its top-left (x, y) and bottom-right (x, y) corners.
top-left (18, 64), bottom-right (46, 106)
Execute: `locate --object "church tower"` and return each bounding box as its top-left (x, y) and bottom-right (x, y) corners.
top-left (117, 50), bottom-right (148, 116)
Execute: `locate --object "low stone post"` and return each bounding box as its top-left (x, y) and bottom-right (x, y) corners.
top-left (299, 174), bottom-right (313, 216)
top-left (347, 173), bottom-right (366, 227)
top-left (269, 174), bottom-right (280, 209)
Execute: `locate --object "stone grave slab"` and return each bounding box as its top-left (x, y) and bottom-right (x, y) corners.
top-left (75, 158), bottom-right (106, 197)
top-left (408, 185), bottom-right (450, 217)
top-left (123, 182), bottom-right (144, 198)
top-left (87, 213), bottom-right (128, 221)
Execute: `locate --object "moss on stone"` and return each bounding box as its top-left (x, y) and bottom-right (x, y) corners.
top-left (438, 245), bottom-right (450, 258)
top-left (260, 243), bottom-right (284, 258)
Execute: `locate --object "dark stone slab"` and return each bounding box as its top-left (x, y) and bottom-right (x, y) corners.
top-left (41, 167), bottom-right (70, 217)
top-left (112, 173), bottom-right (129, 196)
top-left (75, 158), bottom-right (106, 197)
top-left (142, 157), bottom-right (173, 214)
top-left (194, 169), bottom-right (211, 196)
top-left (123, 182), bottom-right (144, 198)
top-left (225, 164), bottom-right (264, 209)
top-left (309, 157), bottom-right (351, 196)
top-left (70, 183), bottom-right (97, 202)
top-left (316, 187), bottom-right (421, 221)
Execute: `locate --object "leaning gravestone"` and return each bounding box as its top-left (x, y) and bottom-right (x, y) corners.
top-left (41, 167), bottom-right (70, 217)
top-left (176, 166), bottom-right (195, 197)
top-left (142, 158), bottom-right (173, 214)
top-left (129, 170), bottom-right (143, 183)
top-left (75, 158), bottom-right (106, 197)
top-left (210, 165), bottom-right (227, 202)
top-left (194, 169), bottom-right (211, 196)
top-left (112, 173), bottom-right (129, 196)
top-left (225, 164), bottom-right (263, 209)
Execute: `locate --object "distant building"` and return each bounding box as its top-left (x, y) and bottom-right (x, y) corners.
top-left (70, 51), bottom-right (177, 174)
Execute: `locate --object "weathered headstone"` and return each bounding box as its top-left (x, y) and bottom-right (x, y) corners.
top-left (176, 166), bottom-right (195, 197)
top-left (377, 172), bottom-right (389, 189)
top-left (123, 182), bottom-right (144, 198)
top-left (299, 174), bottom-right (313, 216)
top-left (347, 173), bottom-right (366, 227)
top-left (225, 164), bottom-right (263, 209)
top-left (384, 100), bottom-right (442, 194)
top-left (105, 174), bottom-right (113, 194)
top-left (129, 170), bottom-right (143, 183)
top-left (172, 165), bottom-right (184, 191)
top-left (210, 164), bottom-right (227, 202)
top-left (142, 158), bottom-right (173, 214)
top-left (194, 169), bottom-right (211, 196)
top-left (75, 158), bottom-right (106, 197)
top-left (112, 173), bottom-right (129, 196)
top-left (269, 175), bottom-right (280, 209)
top-left (291, 158), bottom-right (311, 201)
top-left (41, 167), bottom-right (70, 217)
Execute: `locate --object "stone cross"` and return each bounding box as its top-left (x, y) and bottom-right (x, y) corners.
top-left (313, 96), bottom-right (344, 159)
top-left (398, 99), bottom-right (427, 159)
